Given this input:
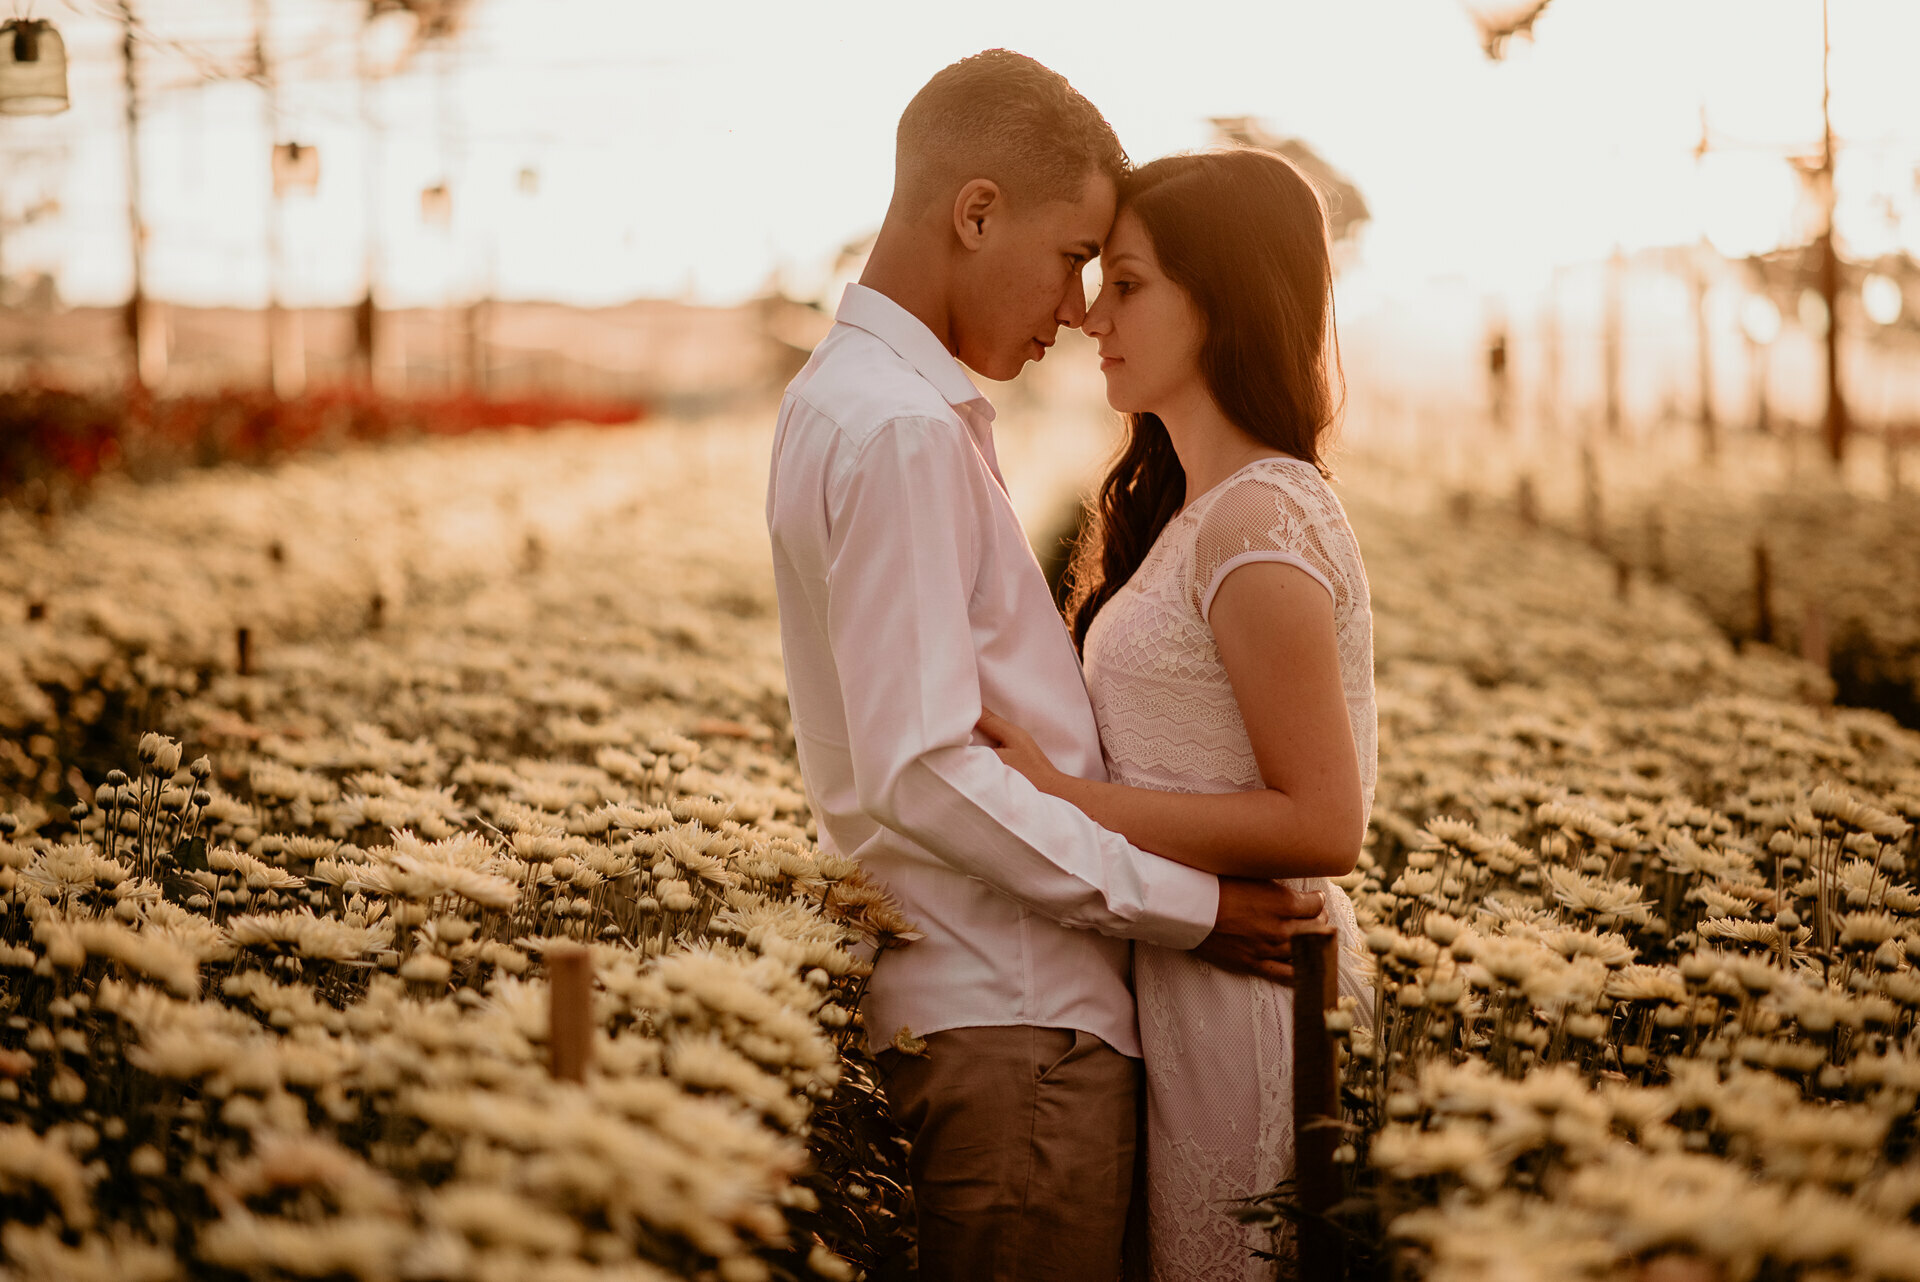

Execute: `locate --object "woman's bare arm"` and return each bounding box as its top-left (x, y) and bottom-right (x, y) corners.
top-left (982, 560), bottom-right (1364, 879)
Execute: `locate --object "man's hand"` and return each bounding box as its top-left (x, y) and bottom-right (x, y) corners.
top-left (1191, 878), bottom-right (1332, 985)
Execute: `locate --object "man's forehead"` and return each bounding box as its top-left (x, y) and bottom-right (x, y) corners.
top-left (1047, 170), bottom-right (1118, 240)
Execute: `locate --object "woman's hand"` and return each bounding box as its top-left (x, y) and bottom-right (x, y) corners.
top-left (977, 707), bottom-right (1067, 798)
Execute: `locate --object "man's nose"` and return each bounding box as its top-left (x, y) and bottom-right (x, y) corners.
top-left (1058, 279), bottom-right (1089, 329)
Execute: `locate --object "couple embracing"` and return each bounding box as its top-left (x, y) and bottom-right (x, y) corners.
top-left (766, 48), bottom-right (1376, 1281)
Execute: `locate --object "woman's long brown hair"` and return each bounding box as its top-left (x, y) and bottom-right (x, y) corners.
top-left (1063, 148), bottom-right (1344, 650)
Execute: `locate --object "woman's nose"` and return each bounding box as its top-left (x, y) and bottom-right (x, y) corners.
top-left (1083, 291), bottom-right (1112, 337)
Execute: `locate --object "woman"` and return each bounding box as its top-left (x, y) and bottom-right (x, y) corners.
top-left (978, 148), bottom-right (1375, 1280)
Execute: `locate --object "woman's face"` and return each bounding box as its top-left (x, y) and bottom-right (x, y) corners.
top-left (1083, 208), bottom-right (1207, 415)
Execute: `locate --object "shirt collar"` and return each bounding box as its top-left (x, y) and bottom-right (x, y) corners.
top-left (834, 283), bottom-right (996, 424)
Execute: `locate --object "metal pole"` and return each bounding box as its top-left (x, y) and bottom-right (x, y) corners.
top-left (119, 3), bottom-right (149, 392)
top-left (354, 7), bottom-right (380, 389)
top-left (254, 0), bottom-right (301, 400)
top-left (1818, 0), bottom-right (1848, 467)
top-left (1693, 107), bottom-right (1717, 463)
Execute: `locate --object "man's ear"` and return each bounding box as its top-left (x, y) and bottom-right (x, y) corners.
top-left (952, 179), bottom-right (1001, 251)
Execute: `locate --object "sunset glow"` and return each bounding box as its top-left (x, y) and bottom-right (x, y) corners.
top-left (2, 0), bottom-right (1916, 312)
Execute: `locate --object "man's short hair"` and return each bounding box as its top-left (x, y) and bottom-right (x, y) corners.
top-left (894, 49), bottom-right (1128, 215)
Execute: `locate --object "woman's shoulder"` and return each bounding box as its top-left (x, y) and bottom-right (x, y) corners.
top-left (1192, 455), bottom-right (1346, 540)
top-left (1186, 454), bottom-right (1366, 607)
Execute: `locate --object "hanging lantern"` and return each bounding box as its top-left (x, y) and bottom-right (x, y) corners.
top-left (271, 141), bottom-right (322, 196)
top-left (420, 182), bottom-right (451, 227)
top-left (0, 18), bottom-right (71, 116)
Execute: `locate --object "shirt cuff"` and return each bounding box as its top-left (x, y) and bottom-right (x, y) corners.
top-left (1131, 858), bottom-right (1220, 950)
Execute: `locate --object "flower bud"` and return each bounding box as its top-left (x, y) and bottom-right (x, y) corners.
top-left (105, 769), bottom-right (130, 788)
top-left (189, 756), bottom-right (213, 781)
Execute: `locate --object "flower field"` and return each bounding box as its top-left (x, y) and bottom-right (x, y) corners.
top-left (1, 417), bottom-right (911, 1281)
top-left (1601, 473), bottom-right (1920, 730)
top-left (1283, 476), bottom-right (1920, 1280)
top-left (3, 416), bottom-right (1918, 1280)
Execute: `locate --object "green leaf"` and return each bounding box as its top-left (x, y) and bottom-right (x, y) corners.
top-left (170, 836), bottom-right (208, 871)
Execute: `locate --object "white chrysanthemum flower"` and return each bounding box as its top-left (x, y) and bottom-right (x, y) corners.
top-left (226, 909), bottom-right (392, 961)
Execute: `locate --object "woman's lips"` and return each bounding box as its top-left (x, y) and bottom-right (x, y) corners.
top-left (1099, 355), bottom-right (1123, 370)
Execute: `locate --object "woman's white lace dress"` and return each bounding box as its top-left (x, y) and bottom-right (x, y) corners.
top-left (1083, 456), bottom-right (1377, 1282)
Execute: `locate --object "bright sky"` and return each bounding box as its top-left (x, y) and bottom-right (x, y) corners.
top-left (3, 0), bottom-right (1917, 311)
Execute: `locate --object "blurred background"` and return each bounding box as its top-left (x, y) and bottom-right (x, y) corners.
top-left (2, 0), bottom-right (1918, 719)
top-left (0, 0), bottom-right (1913, 420)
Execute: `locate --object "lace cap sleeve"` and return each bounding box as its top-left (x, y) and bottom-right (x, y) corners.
top-left (1190, 462), bottom-right (1353, 621)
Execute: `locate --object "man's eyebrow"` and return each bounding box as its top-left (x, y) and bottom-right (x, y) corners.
top-left (1069, 239), bottom-right (1102, 258)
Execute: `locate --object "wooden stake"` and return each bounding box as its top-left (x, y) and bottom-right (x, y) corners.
top-left (1580, 443), bottom-right (1604, 550)
top-left (1293, 931), bottom-right (1341, 1278)
top-left (548, 943), bottom-right (593, 1083)
top-left (1752, 544), bottom-right (1774, 646)
top-left (236, 626), bottom-right (252, 676)
top-left (1801, 601), bottom-right (1829, 672)
top-left (1515, 473), bottom-right (1538, 531)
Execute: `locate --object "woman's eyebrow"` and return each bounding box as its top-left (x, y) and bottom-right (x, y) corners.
top-left (1103, 252), bottom-right (1144, 270)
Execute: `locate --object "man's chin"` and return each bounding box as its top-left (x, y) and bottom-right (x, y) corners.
top-left (962, 354), bottom-right (1028, 384)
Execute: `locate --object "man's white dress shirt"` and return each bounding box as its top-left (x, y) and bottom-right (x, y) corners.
top-left (765, 284), bottom-right (1220, 1058)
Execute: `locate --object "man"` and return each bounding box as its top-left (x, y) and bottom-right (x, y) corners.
top-left (765, 49), bottom-right (1328, 1281)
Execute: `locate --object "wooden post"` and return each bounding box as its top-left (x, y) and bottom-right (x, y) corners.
top-left (236, 626), bottom-right (252, 676)
top-left (1693, 254), bottom-right (1717, 464)
top-left (1515, 473), bottom-right (1538, 531)
top-left (1797, 602), bottom-right (1827, 675)
top-left (1604, 246), bottom-right (1625, 439)
top-left (1580, 442), bottom-right (1604, 550)
top-left (1293, 931), bottom-right (1341, 1278)
top-left (1752, 544), bottom-right (1774, 646)
top-left (1646, 509), bottom-right (1667, 582)
top-left (549, 943), bottom-right (592, 1083)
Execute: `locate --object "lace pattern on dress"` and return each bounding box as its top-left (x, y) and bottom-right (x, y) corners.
top-left (1085, 457), bottom-right (1378, 1281)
